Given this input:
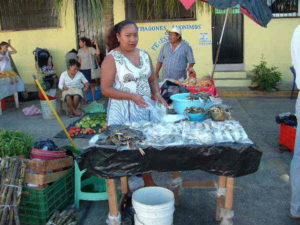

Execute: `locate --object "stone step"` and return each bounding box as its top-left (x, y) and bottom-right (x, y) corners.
top-left (214, 78), bottom-right (251, 87)
top-left (213, 71), bottom-right (247, 79)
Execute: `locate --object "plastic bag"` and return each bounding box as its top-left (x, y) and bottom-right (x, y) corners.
top-left (22, 105), bottom-right (42, 116)
top-left (148, 102), bottom-right (167, 123)
top-left (160, 80), bottom-right (189, 104)
top-left (275, 112), bottom-right (297, 127)
top-left (33, 138), bottom-right (59, 151)
top-left (83, 101), bottom-right (105, 114)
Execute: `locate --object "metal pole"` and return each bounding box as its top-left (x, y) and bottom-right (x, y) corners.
top-left (211, 8), bottom-right (230, 79)
top-left (32, 75), bottom-right (78, 149)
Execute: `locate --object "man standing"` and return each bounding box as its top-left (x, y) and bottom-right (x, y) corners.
top-left (155, 27), bottom-right (195, 80)
top-left (290, 25), bottom-right (300, 219)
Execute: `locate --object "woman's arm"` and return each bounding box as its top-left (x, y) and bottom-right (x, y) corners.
top-left (101, 54), bottom-right (147, 107)
top-left (77, 56), bottom-right (82, 65)
top-left (147, 54), bottom-right (168, 107)
top-left (8, 40), bottom-right (17, 54)
top-left (92, 41), bottom-right (100, 55)
top-left (58, 73), bottom-right (66, 90)
top-left (83, 82), bottom-right (89, 92)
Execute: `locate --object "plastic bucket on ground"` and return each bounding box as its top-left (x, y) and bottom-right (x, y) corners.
top-left (40, 99), bottom-right (57, 119)
top-left (132, 187), bottom-right (175, 225)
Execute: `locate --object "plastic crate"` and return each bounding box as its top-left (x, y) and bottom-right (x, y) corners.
top-left (19, 168), bottom-right (74, 225)
top-left (279, 123), bottom-right (297, 152)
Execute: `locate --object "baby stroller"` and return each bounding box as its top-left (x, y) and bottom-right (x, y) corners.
top-left (33, 48), bottom-right (58, 90)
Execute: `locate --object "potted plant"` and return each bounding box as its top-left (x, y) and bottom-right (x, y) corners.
top-left (249, 57), bottom-right (283, 92)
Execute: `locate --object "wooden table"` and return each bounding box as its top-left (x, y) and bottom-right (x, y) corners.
top-left (0, 76), bottom-right (24, 115)
top-left (106, 174), bottom-right (235, 225)
top-left (79, 143), bottom-right (261, 224)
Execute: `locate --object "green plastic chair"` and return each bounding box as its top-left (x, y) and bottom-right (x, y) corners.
top-left (74, 161), bottom-right (108, 208)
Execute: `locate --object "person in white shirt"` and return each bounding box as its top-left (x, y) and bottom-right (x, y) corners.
top-left (58, 59), bottom-right (89, 117)
top-left (290, 25), bottom-right (300, 219)
top-left (0, 40), bottom-right (17, 72)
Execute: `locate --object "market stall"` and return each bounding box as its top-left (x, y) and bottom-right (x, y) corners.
top-left (0, 75), bottom-right (24, 114)
top-left (77, 92), bottom-right (262, 225)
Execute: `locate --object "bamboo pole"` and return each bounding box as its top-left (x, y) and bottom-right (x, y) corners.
top-left (32, 75), bottom-right (77, 149)
top-left (211, 8), bottom-right (230, 79)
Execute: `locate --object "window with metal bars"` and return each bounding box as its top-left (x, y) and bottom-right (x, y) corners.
top-left (0, 0), bottom-right (59, 31)
top-left (266, 0), bottom-right (300, 18)
top-left (125, 0), bottom-right (196, 22)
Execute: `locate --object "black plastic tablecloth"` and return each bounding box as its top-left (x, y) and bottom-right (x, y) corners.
top-left (77, 143), bottom-right (262, 179)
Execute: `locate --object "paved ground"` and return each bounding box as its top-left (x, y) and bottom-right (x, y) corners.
top-left (0, 97), bottom-right (298, 225)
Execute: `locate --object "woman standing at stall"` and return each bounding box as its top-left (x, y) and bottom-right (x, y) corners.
top-left (77, 37), bottom-right (100, 102)
top-left (101, 20), bottom-right (167, 186)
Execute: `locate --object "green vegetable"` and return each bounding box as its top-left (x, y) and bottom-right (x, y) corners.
top-left (0, 129), bottom-right (34, 158)
top-left (75, 114), bottom-right (106, 129)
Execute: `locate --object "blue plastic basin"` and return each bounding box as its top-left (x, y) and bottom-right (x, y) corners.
top-left (187, 113), bottom-right (206, 122)
top-left (170, 93), bottom-right (213, 114)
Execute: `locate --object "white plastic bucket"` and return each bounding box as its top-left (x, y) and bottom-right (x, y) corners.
top-left (132, 187), bottom-right (175, 225)
top-left (40, 100), bottom-right (57, 119)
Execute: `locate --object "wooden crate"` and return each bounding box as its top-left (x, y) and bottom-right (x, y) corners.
top-left (25, 157), bottom-right (73, 185)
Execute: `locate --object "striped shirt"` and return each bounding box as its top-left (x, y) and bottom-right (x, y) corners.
top-left (157, 40), bottom-right (195, 80)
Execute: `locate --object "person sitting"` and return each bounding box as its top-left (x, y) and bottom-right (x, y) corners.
top-left (0, 40), bottom-right (17, 73)
top-left (58, 59), bottom-right (89, 117)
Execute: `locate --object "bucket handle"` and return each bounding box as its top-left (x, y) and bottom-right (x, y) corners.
top-left (132, 208), bottom-right (146, 225)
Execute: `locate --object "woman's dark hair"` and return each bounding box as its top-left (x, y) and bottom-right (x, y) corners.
top-left (68, 59), bottom-right (81, 69)
top-left (106, 20), bottom-right (138, 52)
top-left (79, 37), bottom-right (92, 47)
top-left (0, 42), bottom-right (9, 48)
top-left (69, 48), bottom-right (78, 54)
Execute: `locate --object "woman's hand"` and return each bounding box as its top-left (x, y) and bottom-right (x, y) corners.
top-left (92, 40), bottom-right (98, 46)
top-left (152, 94), bottom-right (168, 107)
top-left (187, 67), bottom-right (196, 78)
top-left (63, 86), bottom-right (69, 91)
top-left (83, 83), bottom-right (89, 92)
top-left (131, 94), bottom-right (148, 107)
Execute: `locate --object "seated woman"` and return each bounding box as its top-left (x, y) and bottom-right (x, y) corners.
top-left (58, 59), bottom-right (89, 117)
top-left (0, 40), bottom-right (17, 74)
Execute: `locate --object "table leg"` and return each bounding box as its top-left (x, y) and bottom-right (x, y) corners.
top-left (216, 176), bottom-right (227, 221)
top-left (107, 179), bottom-right (119, 217)
top-left (225, 178), bottom-right (235, 210)
top-left (14, 93), bottom-right (19, 109)
top-left (171, 171), bottom-right (181, 206)
top-left (120, 176), bottom-right (129, 195)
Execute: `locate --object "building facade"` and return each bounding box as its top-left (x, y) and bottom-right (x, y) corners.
top-left (0, 0), bottom-right (299, 90)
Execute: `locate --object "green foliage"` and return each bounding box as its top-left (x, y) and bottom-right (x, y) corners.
top-left (75, 114), bottom-right (106, 129)
top-left (0, 129), bottom-right (34, 158)
top-left (250, 58), bottom-right (282, 92)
